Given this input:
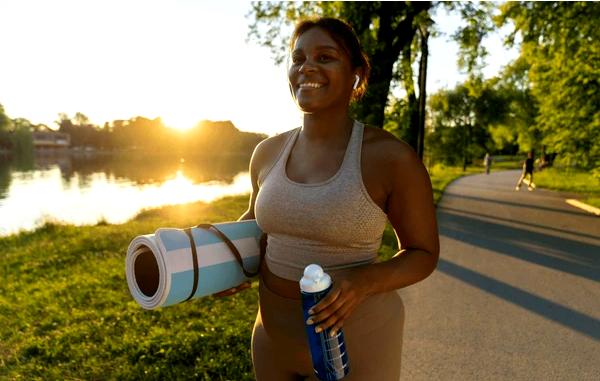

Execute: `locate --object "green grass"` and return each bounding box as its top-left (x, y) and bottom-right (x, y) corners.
top-left (0, 164), bottom-right (506, 380)
top-left (0, 197), bottom-right (259, 380)
top-left (427, 163), bottom-right (484, 205)
top-left (534, 167), bottom-right (600, 208)
top-left (489, 155), bottom-right (522, 170)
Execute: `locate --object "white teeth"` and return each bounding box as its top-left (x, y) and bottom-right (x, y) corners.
top-left (299, 83), bottom-right (323, 89)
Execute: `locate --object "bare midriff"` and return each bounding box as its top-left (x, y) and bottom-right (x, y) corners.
top-left (260, 260), bottom-right (302, 299)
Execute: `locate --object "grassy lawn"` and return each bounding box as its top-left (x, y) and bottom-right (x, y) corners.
top-left (0, 163), bottom-right (483, 380)
top-left (0, 197), bottom-right (259, 380)
top-left (426, 163), bottom-right (483, 205)
top-left (534, 167), bottom-right (600, 208)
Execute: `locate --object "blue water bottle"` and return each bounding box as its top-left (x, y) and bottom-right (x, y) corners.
top-left (300, 264), bottom-right (350, 381)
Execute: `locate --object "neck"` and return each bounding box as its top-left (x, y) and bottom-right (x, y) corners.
top-left (301, 112), bottom-right (353, 142)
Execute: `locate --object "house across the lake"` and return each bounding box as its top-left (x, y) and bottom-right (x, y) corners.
top-left (32, 129), bottom-right (70, 149)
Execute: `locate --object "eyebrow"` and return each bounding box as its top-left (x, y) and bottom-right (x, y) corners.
top-left (292, 45), bottom-right (340, 54)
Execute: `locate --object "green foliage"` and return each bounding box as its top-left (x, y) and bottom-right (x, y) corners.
top-left (426, 77), bottom-right (511, 168)
top-left (444, 2), bottom-right (495, 74)
top-left (9, 118), bottom-right (34, 154)
top-left (383, 98), bottom-right (411, 142)
top-left (497, 1), bottom-right (600, 169)
top-left (0, 103), bottom-right (12, 149)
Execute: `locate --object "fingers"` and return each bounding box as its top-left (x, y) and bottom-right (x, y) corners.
top-left (312, 303), bottom-right (352, 336)
top-left (305, 271), bottom-right (369, 334)
top-left (309, 287), bottom-right (341, 315)
top-left (307, 286), bottom-right (356, 333)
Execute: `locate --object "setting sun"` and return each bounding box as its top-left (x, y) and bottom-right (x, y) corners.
top-left (162, 114), bottom-right (201, 132)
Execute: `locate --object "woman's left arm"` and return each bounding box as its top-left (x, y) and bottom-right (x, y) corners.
top-left (308, 147), bottom-right (439, 335)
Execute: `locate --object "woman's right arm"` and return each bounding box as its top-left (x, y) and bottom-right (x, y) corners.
top-left (238, 139), bottom-right (266, 221)
top-left (238, 133), bottom-right (286, 221)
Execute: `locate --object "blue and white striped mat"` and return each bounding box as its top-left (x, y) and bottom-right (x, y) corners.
top-left (126, 220), bottom-right (263, 309)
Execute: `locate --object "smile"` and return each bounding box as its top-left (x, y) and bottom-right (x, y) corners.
top-left (299, 82), bottom-right (324, 89)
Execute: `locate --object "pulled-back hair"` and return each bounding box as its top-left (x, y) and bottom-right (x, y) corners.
top-left (290, 17), bottom-right (371, 101)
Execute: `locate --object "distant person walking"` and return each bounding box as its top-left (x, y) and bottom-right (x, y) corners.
top-left (483, 153), bottom-right (492, 175)
top-left (515, 151), bottom-right (535, 191)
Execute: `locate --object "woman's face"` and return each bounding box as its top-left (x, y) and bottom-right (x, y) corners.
top-left (288, 27), bottom-right (356, 113)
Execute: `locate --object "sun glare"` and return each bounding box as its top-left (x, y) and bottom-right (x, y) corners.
top-left (162, 114), bottom-right (200, 132)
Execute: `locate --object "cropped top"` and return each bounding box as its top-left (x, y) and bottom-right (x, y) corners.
top-left (254, 120), bottom-right (388, 281)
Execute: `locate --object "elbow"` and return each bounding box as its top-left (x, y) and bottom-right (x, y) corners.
top-left (238, 209), bottom-right (255, 221)
top-left (424, 246), bottom-right (440, 278)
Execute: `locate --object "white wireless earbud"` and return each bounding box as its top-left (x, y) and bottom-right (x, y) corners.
top-left (353, 75), bottom-right (360, 90)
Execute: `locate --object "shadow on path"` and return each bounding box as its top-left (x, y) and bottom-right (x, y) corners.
top-left (440, 205), bottom-right (600, 242)
top-left (444, 193), bottom-right (594, 218)
top-left (437, 258), bottom-right (600, 341)
top-left (439, 210), bottom-right (600, 283)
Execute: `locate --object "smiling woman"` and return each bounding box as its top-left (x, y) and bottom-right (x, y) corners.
top-left (235, 17), bottom-right (439, 381)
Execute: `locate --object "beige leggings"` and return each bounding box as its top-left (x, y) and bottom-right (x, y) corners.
top-left (252, 280), bottom-right (405, 381)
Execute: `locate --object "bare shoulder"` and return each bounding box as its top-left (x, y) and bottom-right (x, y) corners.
top-left (362, 125), bottom-right (420, 170)
top-left (251, 128), bottom-right (297, 179)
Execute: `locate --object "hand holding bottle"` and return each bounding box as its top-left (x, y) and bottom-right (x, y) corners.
top-left (305, 265), bottom-right (372, 337)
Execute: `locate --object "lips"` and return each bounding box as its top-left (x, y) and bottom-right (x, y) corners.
top-left (299, 82), bottom-right (325, 89)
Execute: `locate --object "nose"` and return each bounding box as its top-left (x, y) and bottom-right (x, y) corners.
top-left (298, 58), bottom-right (317, 74)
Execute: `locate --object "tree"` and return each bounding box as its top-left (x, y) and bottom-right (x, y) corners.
top-left (497, 1), bottom-right (600, 168)
top-left (10, 118), bottom-right (34, 155)
top-left (427, 77), bottom-right (510, 169)
top-left (57, 112), bottom-right (103, 148)
top-left (0, 104), bottom-right (12, 150)
top-left (493, 57), bottom-right (539, 154)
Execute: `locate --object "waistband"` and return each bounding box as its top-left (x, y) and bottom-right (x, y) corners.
top-left (260, 259), bottom-right (301, 299)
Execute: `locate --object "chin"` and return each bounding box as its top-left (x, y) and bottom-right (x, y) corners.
top-left (295, 97), bottom-right (330, 113)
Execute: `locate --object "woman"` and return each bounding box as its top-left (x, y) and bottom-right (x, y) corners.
top-left (515, 151), bottom-right (535, 191)
top-left (237, 17), bottom-right (439, 380)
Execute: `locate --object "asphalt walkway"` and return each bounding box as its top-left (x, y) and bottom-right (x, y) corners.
top-left (400, 170), bottom-right (600, 380)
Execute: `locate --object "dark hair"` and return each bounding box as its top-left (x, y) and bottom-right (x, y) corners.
top-left (290, 17), bottom-right (371, 101)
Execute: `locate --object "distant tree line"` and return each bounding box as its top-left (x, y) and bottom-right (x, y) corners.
top-left (0, 106), bottom-right (267, 156)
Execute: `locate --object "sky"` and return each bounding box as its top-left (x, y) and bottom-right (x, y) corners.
top-left (0, 0), bottom-right (518, 137)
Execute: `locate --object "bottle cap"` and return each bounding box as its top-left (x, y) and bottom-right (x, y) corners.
top-left (299, 264), bottom-right (331, 293)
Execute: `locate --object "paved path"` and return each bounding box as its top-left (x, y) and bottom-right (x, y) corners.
top-left (400, 170), bottom-right (600, 380)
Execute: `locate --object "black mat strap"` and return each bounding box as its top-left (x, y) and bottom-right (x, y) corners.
top-left (183, 227), bottom-right (200, 301)
top-left (196, 223), bottom-right (261, 278)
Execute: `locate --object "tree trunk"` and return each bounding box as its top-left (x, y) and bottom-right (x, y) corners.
top-left (403, 43), bottom-right (420, 152)
top-left (352, 2), bottom-right (431, 128)
top-left (417, 26), bottom-right (430, 160)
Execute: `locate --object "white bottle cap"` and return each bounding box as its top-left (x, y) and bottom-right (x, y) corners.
top-left (299, 264), bottom-right (331, 293)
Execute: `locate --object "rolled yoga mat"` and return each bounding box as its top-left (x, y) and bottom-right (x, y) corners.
top-left (126, 220), bottom-right (263, 309)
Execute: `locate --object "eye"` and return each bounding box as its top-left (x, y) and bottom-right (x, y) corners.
top-left (291, 55), bottom-right (304, 65)
top-left (317, 54), bottom-right (333, 62)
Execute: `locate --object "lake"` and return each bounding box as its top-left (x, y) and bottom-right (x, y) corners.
top-left (0, 151), bottom-right (252, 236)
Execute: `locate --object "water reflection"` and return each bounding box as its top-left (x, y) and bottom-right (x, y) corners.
top-left (0, 151), bottom-right (252, 236)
